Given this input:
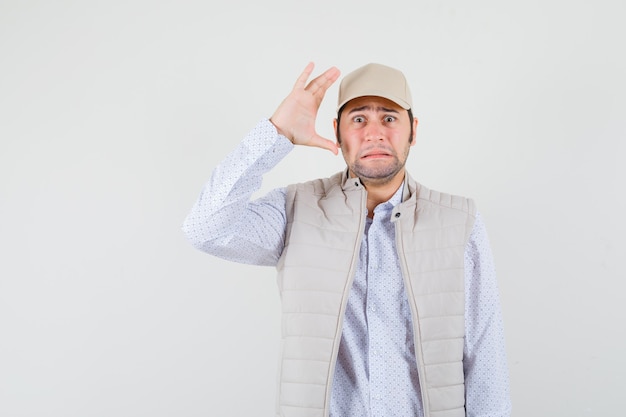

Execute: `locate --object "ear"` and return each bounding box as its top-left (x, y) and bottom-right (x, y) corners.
top-left (410, 116), bottom-right (418, 146)
top-left (333, 118), bottom-right (340, 144)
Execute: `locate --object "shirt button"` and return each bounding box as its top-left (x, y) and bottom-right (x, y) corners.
top-left (395, 212), bottom-right (401, 218)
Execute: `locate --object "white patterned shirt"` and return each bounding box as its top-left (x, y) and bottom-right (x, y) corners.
top-left (183, 119), bottom-right (511, 417)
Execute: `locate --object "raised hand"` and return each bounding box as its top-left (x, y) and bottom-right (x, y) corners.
top-left (270, 62), bottom-right (340, 155)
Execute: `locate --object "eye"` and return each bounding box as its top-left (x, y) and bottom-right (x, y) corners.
top-left (353, 116), bottom-right (365, 123)
top-left (384, 116), bottom-right (396, 123)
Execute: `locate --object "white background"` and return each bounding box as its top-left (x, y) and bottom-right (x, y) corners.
top-left (1, 1), bottom-right (624, 416)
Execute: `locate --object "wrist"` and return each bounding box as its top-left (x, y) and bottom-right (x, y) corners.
top-left (269, 117), bottom-right (293, 143)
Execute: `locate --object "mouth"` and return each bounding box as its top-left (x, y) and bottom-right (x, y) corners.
top-left (360, 149), bottom-right (393, 159)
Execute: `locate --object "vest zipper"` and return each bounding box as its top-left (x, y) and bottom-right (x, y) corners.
top-left (323, 187), bottom-right (368, 417)
top-left (395, 219), bottom-right (430, 417)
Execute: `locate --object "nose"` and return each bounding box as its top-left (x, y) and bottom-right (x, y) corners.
top-left (364, 120), bottom-right (384, 141)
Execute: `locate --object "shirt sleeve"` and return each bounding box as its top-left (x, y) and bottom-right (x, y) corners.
top-left (182, 119), bottom-right (293, 266)
top-left (463, 211), bottom-right (512, 417)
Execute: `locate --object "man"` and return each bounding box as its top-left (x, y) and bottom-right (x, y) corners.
top-left (183, 63), bottom-right (511, 417)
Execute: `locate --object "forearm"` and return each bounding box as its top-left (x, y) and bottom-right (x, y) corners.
top-left (182, 119), bottom-right (293, 266)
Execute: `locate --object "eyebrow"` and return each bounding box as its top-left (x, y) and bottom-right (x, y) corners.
top-left (347, 105), bottom-right (400, 114)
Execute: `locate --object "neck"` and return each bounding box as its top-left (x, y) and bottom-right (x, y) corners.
top-left (359, 170), bottom-right (405, 218)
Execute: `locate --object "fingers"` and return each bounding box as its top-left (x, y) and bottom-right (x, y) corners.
top-left (293, 62), bottom-right (340, 97)
top-left (307, 66), bottom-right (340, 98)
top-left (293, 62), bottom-right (315, 90)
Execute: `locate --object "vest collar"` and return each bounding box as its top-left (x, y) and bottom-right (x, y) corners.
top-left (340, 168), bottom-right (419, 204)
top-left (340, 169), bottom-right (365, 192)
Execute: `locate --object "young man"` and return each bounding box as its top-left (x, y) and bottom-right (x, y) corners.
top-left (183, 63), bottom-right (511, 417)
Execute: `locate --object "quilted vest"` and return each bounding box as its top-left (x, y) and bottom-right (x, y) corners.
top-left (275, 171), bottom-right (476, 417)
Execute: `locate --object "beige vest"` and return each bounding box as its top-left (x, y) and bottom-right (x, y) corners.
top-left (275, 171), bottom-right (476, 417)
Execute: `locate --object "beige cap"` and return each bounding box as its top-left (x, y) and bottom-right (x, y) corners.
top-left (337, 63), bottom-right (412, 112)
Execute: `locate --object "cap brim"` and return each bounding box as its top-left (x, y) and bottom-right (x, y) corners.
top-left (337, 90), bottom-right (411, 112)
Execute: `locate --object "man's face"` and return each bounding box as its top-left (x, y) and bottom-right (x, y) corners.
top-left (334, 96), bottom-right (418, 186)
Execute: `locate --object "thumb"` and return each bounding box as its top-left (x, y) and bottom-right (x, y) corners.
top-left (309, 134), bottom-right (339, 155)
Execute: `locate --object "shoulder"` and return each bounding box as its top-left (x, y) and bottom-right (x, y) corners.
top-left (406, 175), bottom-right (477, 218)
top-left (417, 183), bottom-right (477, 217)
top-left (403, 174), bottom-right (478, 241)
